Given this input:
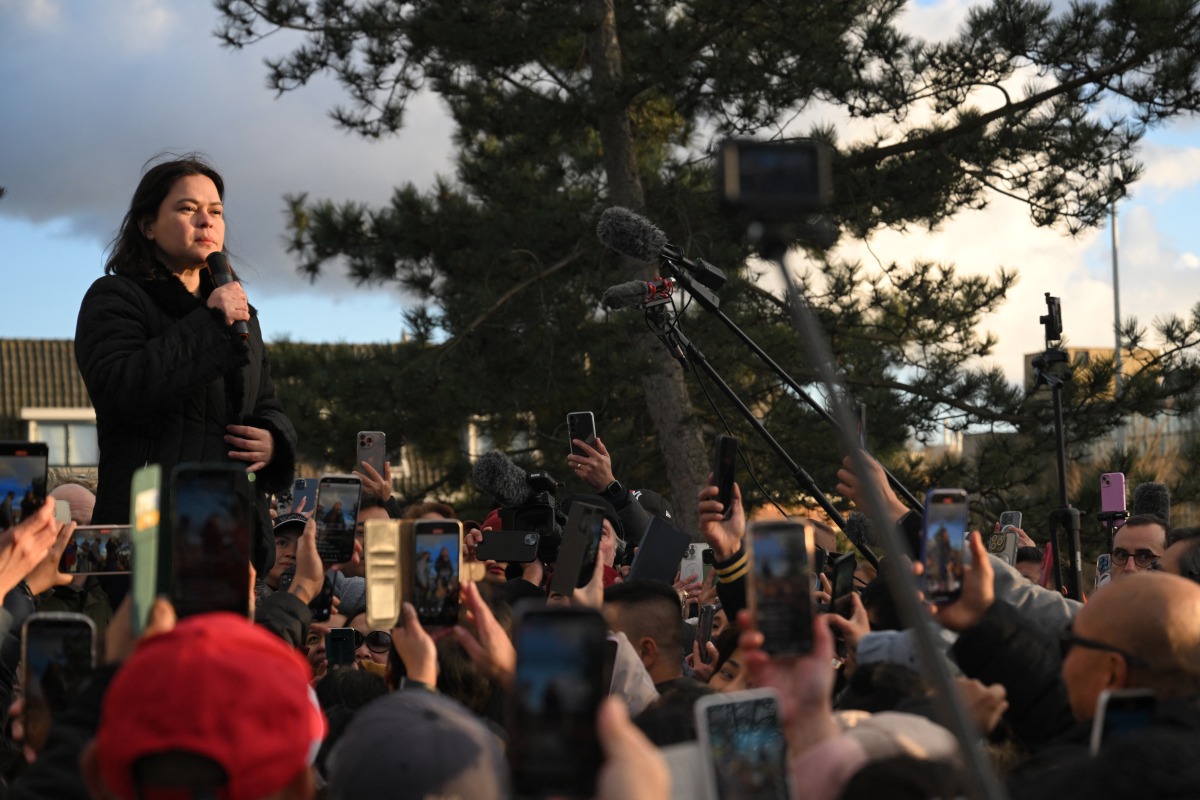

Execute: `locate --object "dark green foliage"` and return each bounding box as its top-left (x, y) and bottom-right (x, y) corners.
top-left (220, 0), bottom-right (1200, 531)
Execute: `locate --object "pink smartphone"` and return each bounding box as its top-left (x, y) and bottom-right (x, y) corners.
top-left (1100, 473), bottom-right (1126, 522)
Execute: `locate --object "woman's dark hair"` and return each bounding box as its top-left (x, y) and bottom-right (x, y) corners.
top-left (104, 153), bottom-right (224, 279)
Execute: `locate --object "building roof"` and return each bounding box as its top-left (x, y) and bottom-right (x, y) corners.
top-left (0, 338), bottom-right (92, 424)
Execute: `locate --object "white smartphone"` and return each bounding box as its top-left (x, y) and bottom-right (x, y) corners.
top-left (679, 542), bottom-right (710, 586)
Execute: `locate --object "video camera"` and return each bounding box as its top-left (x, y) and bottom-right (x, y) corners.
top-left (472, 452), bottom-right (567, 563)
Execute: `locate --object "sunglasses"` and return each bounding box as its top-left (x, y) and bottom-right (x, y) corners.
top-left (353, 629), bottom-right (392, 654)
top-left (1059, 626), bottom-right (1148, 668)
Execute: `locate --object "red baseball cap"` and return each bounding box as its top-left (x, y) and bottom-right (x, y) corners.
top-left (96, 612), bottom-right (326, 800)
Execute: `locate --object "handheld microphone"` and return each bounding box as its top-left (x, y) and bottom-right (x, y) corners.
top-left (471, 451), bottom-right (534, 507)
top-left (600, 277), bottom-right (676, 310)
top-left (205, 252), bottom-right (249, 340)
top-left (596, 207), bottom-right (727, 291)
top-left (1131, 481), bottom-right (1170, 526)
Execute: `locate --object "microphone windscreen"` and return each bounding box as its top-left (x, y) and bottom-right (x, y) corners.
top-left (600, 280), bottom-right (649, 310)
top-left (471, 451), bottom-right (531, 507)
top-left (596, 207), bottom-right (666, 262)
top-left (205, 251), bottom-right (234, 286)
top-left (845, 511), bottom-right (876, 548)
top-left (1131, 481), bottom-right (1170, 526)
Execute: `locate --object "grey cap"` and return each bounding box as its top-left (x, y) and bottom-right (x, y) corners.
top-left (326, 689), bottom-right (511, 800)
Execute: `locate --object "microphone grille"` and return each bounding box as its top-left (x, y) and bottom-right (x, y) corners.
top-left (597, 207), bottom-right (666, 262)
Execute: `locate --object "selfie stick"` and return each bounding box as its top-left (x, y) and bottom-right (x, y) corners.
top-left (754, 224), bottom-right (1009, 800)
top-left (1032, 294), bottom-right (1084, 601)
top-left (642, 301), bottom-right (881, 570)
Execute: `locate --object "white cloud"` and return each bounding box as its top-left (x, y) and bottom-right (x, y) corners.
top-left (1138, 143), bottom-right (1200, 196)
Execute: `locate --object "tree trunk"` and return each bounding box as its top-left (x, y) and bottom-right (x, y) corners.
top-left (585, 0), bottom-right (709, 536)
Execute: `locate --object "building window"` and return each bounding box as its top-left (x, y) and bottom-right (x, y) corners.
top-left (21, 409), bottom-right (98, 468)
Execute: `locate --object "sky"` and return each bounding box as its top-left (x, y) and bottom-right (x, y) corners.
top-left (3, 0), bottom-right (1200, 392)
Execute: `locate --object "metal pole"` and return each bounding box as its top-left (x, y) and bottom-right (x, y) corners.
top-left (1111, 191), bottom-right (1125, 452)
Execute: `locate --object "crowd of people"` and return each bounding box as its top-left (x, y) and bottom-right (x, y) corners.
top-left (0, 153), bottom-right (1197, 798)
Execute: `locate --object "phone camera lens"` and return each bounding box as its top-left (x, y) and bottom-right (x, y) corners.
top-left (525, 534), bottom-right (536, 545)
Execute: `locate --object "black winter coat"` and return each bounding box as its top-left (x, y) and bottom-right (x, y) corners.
top-left (74, 268), bottom-right (296, 572)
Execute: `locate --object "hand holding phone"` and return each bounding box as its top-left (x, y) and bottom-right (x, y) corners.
top-left (356, 431), bottom-right (387, 479)
top-left (711, 435), bottom-right (738, 520)
top-left (168, 464), bottom-right (252, 619)
top-left (695, 689), bottom-right (791, 800)
top-left (412, 519), bottom-right (464, 627)
top-left (748, 521), bottom-right (815, 656)
top-left (567, 412), bottom-right (597, 457)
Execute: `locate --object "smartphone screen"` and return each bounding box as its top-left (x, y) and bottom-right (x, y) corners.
top-left (22, 613), bottom-right (96, 753)
top-left (921, 489), bottom-right (969, 603)
top-left (315, 475), bottom-right (362, 564)
top-left (509, 607), bottom-right (606, 798)
top-left (748, 521), bottom-right (814, 656)
top-left (696, 689), bottom-right (790, 800)
top-left (291, 478), bottom-right (318, 514)
top-left (130, 464), bottom-right (162, 638)
top-left (550, 503), bottom-right (605, 596)
top-left (567, 412), bottom-right (597, 457)
top-left (169, 464), bottom-right (252, 619)
top-left (356, 431), bottom-right (387, 477)
top-left (0, 441), bottom-right (49, 532)
top-left (413, 519), bottom-right (462, 627)
top-left (712, 435), bottom-right (738, 519)
top-left (60, 525), bottom-right (131, 575)
top-left (325, 627), bottom-right (357, 669)
top-left (830, 553), bottom-right (857, 618)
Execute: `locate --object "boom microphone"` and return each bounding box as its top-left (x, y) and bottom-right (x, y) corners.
top-left (205, 252), bottom-right (249, 340)
top-left (600, 277), bottom-right (675, 310)
top-left (472, 451), bottom-right (533, 507)
top-left (845, 511), bottom-right (876, 549)
top-left (1131, 481), bottom-right (1170, 526)
top-left (596, 207), bottom-right (727, 291)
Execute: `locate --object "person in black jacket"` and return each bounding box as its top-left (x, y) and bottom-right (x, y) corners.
top-left (74, 154), bottom-right (296, 573)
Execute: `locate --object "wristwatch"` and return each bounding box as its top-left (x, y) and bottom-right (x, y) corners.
top-left (600, 480), bottom-right (624, 504)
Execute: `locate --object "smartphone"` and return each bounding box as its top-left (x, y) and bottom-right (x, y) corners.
top-left (22, 612), bottom-right (96, 753)
top-left (315, 475), bottom-right (362, 564)
top-left (601, 636), bottom-right (620, 695)
top-left (412, 519), bottom-right (463, 627)
top-left (1101, 472), bottom-right (1127, 529)
top-left (60, 525), bottom-right (131, 575)
top-left (365, 518), bottom-right (404, 631)
top-left (627, 516), bottom-right (693, 585)
top-left (325, 627), bottom-right (357, 670)
top-left (291, 477), bottom-right (317, 514)
top-left (748, 521), bottom-right (815, 656)
top-left (1089, 688), bottom-right (1155, 755)
top-left (130, 464), bottom-right (162, 638)
top-left (278, 569), bottom-right (335, 622)
top-left (356, 431), bottom-right (387, 478)
top-left (476, 530), bottom-right (541, 564)
top-left (0, 441), bottom-right (49, 531)
top-left (695, 689), bottom-right (791, 800)
top-left (697, 604), bottom-right (717, 663)
top-left (921, 488), bottom-right (970, 604)
top-left (811, 546), bottom-right (829, 590)
top-left (987, 531), bottom-right (1018, 565)
top-left (1096, 553), bottom-right (1112, 589)
top-left (550, 502), bottom-right (605, 596)
top-left (167, 463), bottom-right (252, 619)
top-left (680, 542), bottom-right (710, 586)
top-left (509, 607), bottom-right (607, 798)
top-left (830, 552), bottom-right (857, 619)
top-left (711, 434), bottom-right (738, 520)
top-left (567, 412), bottom-right (597, 457)
top-left (999, 510), bottom-right (1022, 532)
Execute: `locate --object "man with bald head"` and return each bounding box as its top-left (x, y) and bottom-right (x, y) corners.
top-left (48, 482), bottom-right (96, 527)
top-left (42, 482), bottom-right (113, 636)
top-left (942, 537), bottom-right (1200, 796)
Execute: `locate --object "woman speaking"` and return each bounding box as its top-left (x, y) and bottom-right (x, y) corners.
top-left (75, 154), bottom-right (296, 572)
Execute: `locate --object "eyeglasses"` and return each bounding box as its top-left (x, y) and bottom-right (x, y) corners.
top-left (353, 629), bottom-right (392, 654)
top-left (1111, 548), bottom-right (1161, 568)
top-left (1059, 626), bottom-right (1148, 668)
